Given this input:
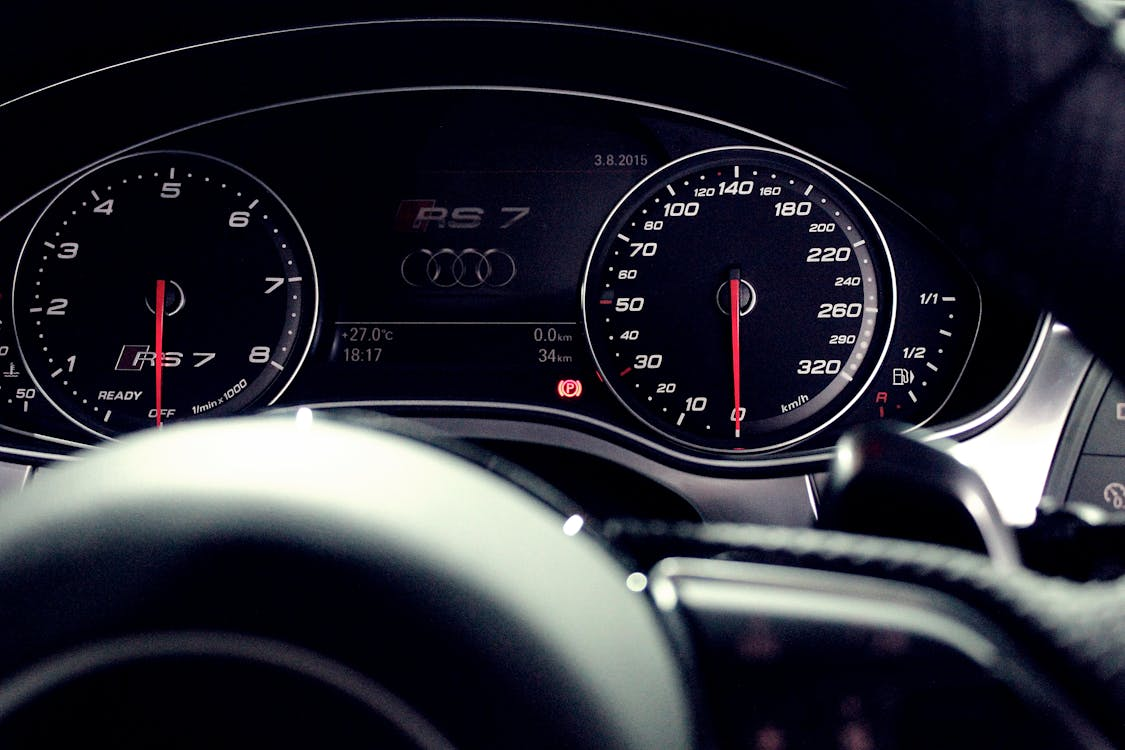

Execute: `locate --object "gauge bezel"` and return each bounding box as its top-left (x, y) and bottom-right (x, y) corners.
top-left (581, 145), bottom-right (897, 455)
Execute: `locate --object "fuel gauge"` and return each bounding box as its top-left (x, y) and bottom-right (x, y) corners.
top-left (865, 284), bottom-right (979, 426)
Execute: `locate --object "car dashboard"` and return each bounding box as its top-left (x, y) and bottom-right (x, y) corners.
top-left (0, 11), bottom-right (1123, 750)
top-left (0, 19), bottom-right (1060, 527)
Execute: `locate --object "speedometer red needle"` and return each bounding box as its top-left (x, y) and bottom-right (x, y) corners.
top-left (729, 270), bottom-right (742, 439)
top-left (154, 279), bottom-right (166, 428)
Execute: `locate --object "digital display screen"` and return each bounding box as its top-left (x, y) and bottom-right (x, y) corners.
top-left (296, 93), bottom-right (672, 407)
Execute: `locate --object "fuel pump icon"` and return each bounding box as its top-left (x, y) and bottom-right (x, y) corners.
top-left (892, 368), bottom-right (915, 386)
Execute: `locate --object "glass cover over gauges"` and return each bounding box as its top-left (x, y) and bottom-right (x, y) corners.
top-left (12, 151), bottom-right (318, 438)
top-left (582, 147), bottom-right (896, 453)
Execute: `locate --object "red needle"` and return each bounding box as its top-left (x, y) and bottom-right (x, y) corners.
top-left (154, 279), bottom-right (166, 428)
top-left (729, 270), bottom-right (742, 439)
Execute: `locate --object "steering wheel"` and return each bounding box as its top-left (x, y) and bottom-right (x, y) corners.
top-left (0, 1), bottom-right (1123, 747)
top-left (0, 418), bottom-right (693, 747)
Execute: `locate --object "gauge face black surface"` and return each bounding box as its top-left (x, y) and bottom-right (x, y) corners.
top-left (12, 151), bottom-right (318, 438)
top-left (582, 147), bottom-right (896, 453)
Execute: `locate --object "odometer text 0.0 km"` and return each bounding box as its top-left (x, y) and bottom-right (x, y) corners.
top-left (581, 147), bottom-right (896, 454)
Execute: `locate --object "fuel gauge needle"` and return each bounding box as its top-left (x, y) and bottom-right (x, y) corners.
top-left (154, 279), bottom-right (166, 428)
top-left (729, 269), bottom-right (742, 439)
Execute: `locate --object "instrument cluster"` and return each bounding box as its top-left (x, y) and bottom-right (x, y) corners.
top-left (0, 88), bottom-right (1039, 478)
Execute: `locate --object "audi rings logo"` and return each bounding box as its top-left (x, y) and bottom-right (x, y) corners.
top-left (400, 248), bottom-right (517, 288)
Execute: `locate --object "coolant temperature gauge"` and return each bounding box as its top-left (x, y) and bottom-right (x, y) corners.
top-left (0, 310), bottom-right (64, 439)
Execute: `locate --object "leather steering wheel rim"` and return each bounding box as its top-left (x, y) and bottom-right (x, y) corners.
top-left (0, 417), bottom-right (694, 748)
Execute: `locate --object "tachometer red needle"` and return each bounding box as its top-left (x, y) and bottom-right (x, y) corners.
top-left (154, 279), bottom-right (166, 428)
top-left (729, 270), bottom-right (742, 439)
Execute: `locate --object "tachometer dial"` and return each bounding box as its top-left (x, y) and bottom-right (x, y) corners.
top-left (12, 151), bottom-right (318, 438)
top-left (582, 147), bottom-right (895, 453)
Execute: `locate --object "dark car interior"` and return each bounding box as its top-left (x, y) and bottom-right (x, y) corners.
top-left (0, 1), bottom-right (1123, 747)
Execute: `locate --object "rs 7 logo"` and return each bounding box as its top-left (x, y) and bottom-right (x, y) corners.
top-left (114, 345), bottom-right (216, 371)
top-left (393, 200), bottom-right (531, 231)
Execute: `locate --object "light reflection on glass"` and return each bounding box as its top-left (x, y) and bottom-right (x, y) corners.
top-left (562, 514), bottom-right (584, 536)
top-left (625, 572), bottom-right (648, 592)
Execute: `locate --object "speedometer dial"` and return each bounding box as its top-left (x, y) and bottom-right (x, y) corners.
top-left (12, 151), bottom-right (318, 438)
top-left (582, 147), bottom-right (895, 454)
